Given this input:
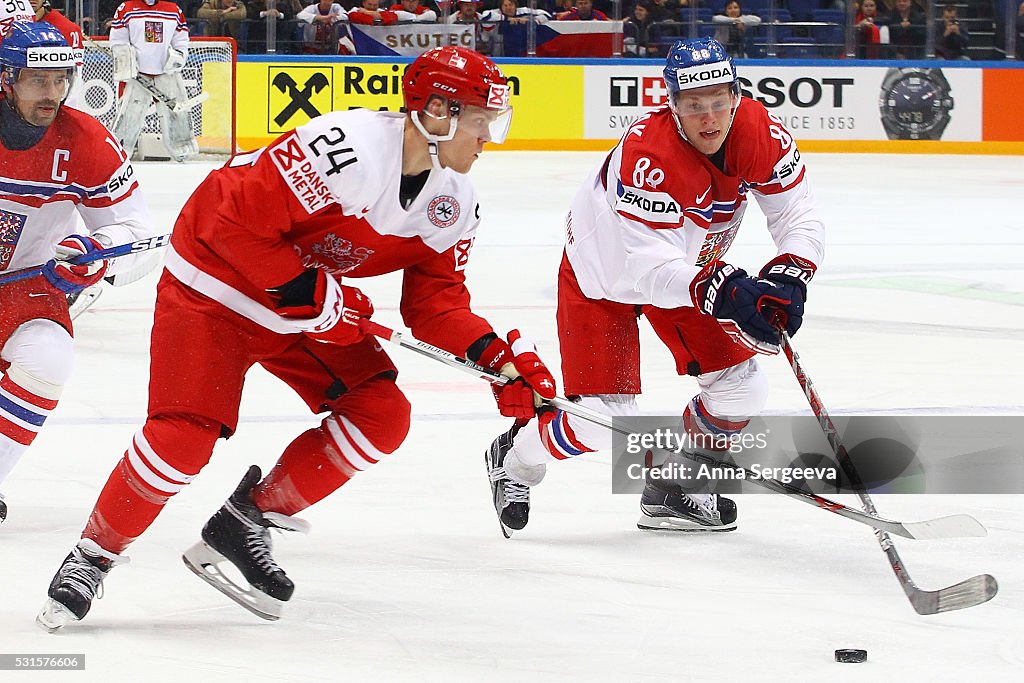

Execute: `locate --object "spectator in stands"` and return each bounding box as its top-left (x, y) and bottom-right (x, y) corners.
top-left (349, 0), bottom-right (400, 24)
top-left (448, 0), bottom-right (491, 54)
top-left (624, 1), bottom-right (663, 56)
top-left (247, 0), bottom-right (304, 52)
top-left (555, 0), bottom-right (608, 20)
top-left (389, 0), bottom-right (437, 21)
top-left (645, 0), bottom-right (675, 24)
top-left (1018, 2), bottom-right (1024, 59)
top-left (78, 0), bottom-right (122, 34)
top-left (855, 0), bottom-right (882, 58)
top-left (297, 0), bottom-right (350, 53)
top-left (884, 0), bottom-right (924, 59)
top-left (935, 3), bottom-right (969, 59)
top-left (198, 0), bottom-right (248, 41)
top-left (480, 0), bottom-right (550, 24)
top-left (712, 0), bottom-right (760, 58)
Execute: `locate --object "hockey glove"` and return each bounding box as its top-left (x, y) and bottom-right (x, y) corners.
top-left (268, 269), bottom-right (374, 347)
top-left (474, 331), bottom-right (558, 424)
top-left (690, 260), bottom-right (803, 355)
top-left (164, 47), bottom-right (187, 74)
top-left (42, 235), bottom-right (109, 295)
top-left (758, 253), bottom-right (816, 336)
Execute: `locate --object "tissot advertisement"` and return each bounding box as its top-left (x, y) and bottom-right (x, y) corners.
top-left (584, 65), bottom-right (982, 142)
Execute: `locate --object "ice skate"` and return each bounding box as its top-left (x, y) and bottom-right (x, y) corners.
top-left (637, 474), bottom-right (738, 532)
top-left (0, 493), bottom-right (7, 524)
top-left (485, 422), bottom-right (542, 538)
top-left (37, 538), bottom-right (128, 632)
top-left (66, 283), bottom-right (103, 320)
top-left (182, 465), bottom-right (309, 621)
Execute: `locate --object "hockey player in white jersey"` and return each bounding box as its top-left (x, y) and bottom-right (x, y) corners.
top-left (109, 0), bottom-right (196, 162)
top-left (485, 38), bottom-right (825, 535)
top-left (0, 21), bottom-right (157, 524)
top-left (0, 0), bottom-right (35, 37)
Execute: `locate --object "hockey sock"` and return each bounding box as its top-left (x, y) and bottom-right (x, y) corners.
top-left (682, 396), bottom-right (749, 453)
top-left (83, 415), bottom-right (218, 554)
top-left (254, 414), bottom-right (387, 516)
top-left (0, 369), bottom-right (61, 485)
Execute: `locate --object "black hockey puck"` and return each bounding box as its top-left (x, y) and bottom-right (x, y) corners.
top-left (834, 648), bottom-right (867, 663)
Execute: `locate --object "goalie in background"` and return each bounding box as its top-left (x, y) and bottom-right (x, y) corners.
top-left (109, 0), bottom-right (197, 163)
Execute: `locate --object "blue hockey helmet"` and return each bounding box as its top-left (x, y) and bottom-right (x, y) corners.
top-left (0, 21), bottom-right (76, 90)
top-left (663, 38), bottom-right (739, 99)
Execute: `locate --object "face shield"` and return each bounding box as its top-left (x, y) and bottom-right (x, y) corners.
top-left (671, 86), bottom-right (738, 119)
top-left (455, 104), bottom-right (512, 144)
top-left (11, 67), bottom-right (74, 103)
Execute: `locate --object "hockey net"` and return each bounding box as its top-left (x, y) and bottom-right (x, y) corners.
top-left (80, 37), bottom-right (236, 156)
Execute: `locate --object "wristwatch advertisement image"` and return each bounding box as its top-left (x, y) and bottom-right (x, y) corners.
top-left (878, 68), bottom-right (955, 141)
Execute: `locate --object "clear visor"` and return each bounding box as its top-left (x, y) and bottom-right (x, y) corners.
top-left (457, 104), bottom-right (513, 144)
top-left (13, 68), bottom-right (74, 101)
top-left (672, 88), bottom-right (736, 118)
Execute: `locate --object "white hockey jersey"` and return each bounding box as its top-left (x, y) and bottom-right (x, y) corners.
top-left (0, 0), bottom-right (34, 38)
top-left (566, 98), bottom-right (825, 309)
top-left (109, 0), bottom-right (189, 77)
top-left (0, 101), bottom-right (156, 275)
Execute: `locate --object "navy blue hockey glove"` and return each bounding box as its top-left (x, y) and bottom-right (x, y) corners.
top-left (690, 260), bottom-right (802, 355)
top-left (758, 253), bottom-right (816, 336)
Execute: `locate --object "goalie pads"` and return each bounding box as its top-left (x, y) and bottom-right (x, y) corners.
top-left (111, 43), bottom-right (138, 81)
top-left (164, 46), bottom-right (187, 74)
top-left (112, 78), bottom-right (152, 158)
top-left (153, 73), bottom-right (198, 162)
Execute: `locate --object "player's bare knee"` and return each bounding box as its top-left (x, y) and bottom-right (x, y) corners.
top-left (1, 319), bottom-right (75, 395)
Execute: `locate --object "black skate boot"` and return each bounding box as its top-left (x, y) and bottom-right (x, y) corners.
top-left (36, 538), bottom-right (128, 632)
top-left (637, 461), bottom-right (738, 532)
top-left (182, 465), bottom-right (309, 621)
top-left (485, 422), bottom-right (534, 538)
top-left (0, 493), bottom-right (7, 523)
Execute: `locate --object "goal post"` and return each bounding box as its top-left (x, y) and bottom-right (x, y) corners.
top-left (80, 37), bottom-right (237, 156)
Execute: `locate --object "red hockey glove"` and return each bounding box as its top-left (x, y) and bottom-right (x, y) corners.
top-left (758, 253), bottom-right (816, 336)
top-left (268, 268), bottom-right (374, 346)
top-left (476, 330), bottom-right (558, 424)
top-left (42, 235), bottom-right (109, 295)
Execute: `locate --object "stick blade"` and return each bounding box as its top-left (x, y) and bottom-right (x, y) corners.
top-left (910, 574), bottom-right (998, 615)
top-left (902, 514), bottom-right (988, 540)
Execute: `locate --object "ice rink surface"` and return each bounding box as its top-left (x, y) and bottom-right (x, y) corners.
top-left (0, 151), bottom-right (1021, 682)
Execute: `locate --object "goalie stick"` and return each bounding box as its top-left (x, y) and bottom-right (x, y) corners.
top-left (358, 320), bottom-right (987, 543)
top-left (134, 75), bottom-right (209, 114)
top-left (779, 330), bottom-right (998, 615)
top-left (0, 234), bottom-right (171, 287)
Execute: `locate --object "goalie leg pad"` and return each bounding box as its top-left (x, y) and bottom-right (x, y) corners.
top-left (111, 42), bottom-right (138, 81)
top-left (153, 73), bottom-right (198, 162)
top-left (112, 78), bottom-right (153, 157)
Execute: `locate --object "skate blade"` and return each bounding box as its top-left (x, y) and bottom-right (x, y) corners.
top-left (182, 541), bottom-right (284, 621)
top-left (36, 598), bottom-right (78, 633)
top-left (68, 286), bottom-right (103, 320)
top-left (636, 512), bottom-right (738, 533)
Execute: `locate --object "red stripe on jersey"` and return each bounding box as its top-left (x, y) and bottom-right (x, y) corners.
top-left (0, 375), bottom-right (59, 411)
top-left (0, 415), bottom-right (36, 445)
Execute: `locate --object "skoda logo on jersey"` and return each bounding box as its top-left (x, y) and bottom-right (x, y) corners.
top-left (26, 47), bottom-right (77, 69)
top-left (427, 195), bottom-right (460, 228)
top-left (677, 66), bottom-right (734, 90)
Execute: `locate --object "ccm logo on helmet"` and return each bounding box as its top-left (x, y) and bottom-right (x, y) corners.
top-left (676, 66), bottom-right (733, 88)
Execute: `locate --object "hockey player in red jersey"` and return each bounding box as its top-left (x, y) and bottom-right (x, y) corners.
top-left (31, 1), bottom-right (85, 108)
top-left (0, 22), bottom-right (157, 525)
top-left (485, 38), bottom-right (825, 536)
top-left (37, 45), bottom-right (557, 629)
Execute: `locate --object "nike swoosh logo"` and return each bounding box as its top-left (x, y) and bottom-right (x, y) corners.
top-left (28, 293), bottom-right (50, 297)
top-left (696, 188), bottom-right (710, 204)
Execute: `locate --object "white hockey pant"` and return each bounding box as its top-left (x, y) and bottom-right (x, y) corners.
top-left (153, 73), bottom-right (198, 162)
top-left (112, 78), bottom-right (152, 157)
top-left (0, 320), bottom-right (73, 484)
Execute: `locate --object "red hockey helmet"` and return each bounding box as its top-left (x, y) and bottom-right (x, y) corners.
top-left (403, 46), bottom-right (511, 143)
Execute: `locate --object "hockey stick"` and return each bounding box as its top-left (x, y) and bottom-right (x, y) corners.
top-left (359, 320), bottom-right (985, 541)
top-left (134, 76), bottom-right (209, 114)
top-left (0, 234), bottom-right (171, 287)
top-left (779, 331), bottom-right (998, 614)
